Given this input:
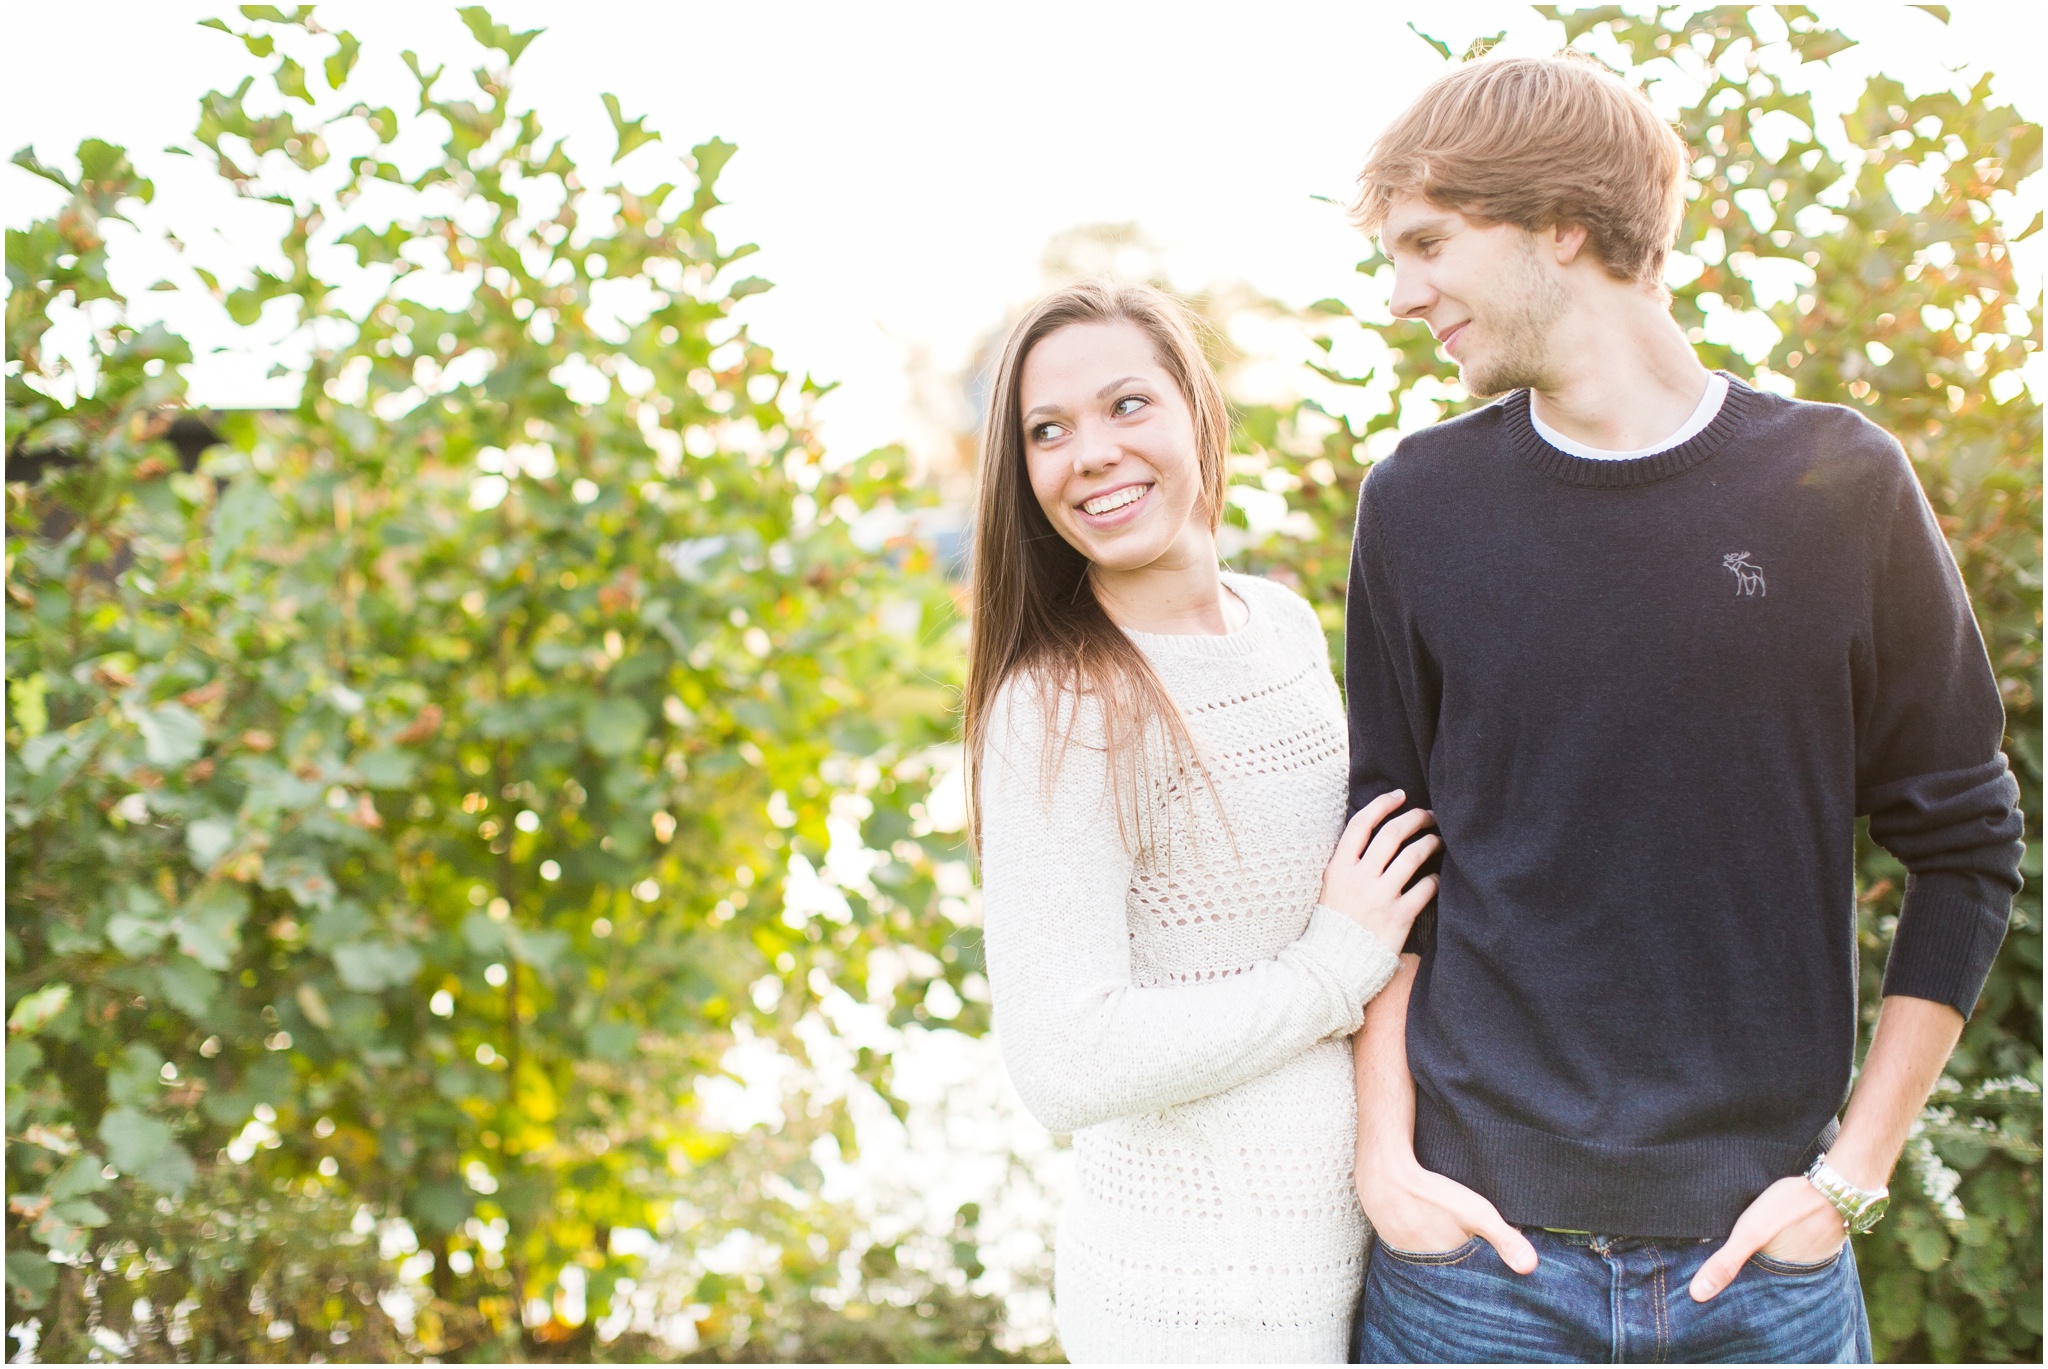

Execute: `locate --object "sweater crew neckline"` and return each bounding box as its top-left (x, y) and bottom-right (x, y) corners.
top-left (1118, 571), bottom-right (1273, 661)
top-left (1506, 372), bottom-right (1757, 488)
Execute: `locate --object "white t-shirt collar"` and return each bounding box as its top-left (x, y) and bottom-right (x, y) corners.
top-left (1529, 373), bottom-right (1730, 461)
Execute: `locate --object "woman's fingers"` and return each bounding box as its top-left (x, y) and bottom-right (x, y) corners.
top-left (1337, 790), bottom-right (1404, 865)
top-left (1382, 832), bottom-right (1441, 890)
top-left (1393, 875), bottom-right (1438, 920)
top-left (1362, 805), bottom-right (1435, 875)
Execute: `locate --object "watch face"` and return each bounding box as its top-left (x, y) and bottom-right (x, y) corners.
top-left (1851, 1194), bottom-right (1889, 1233)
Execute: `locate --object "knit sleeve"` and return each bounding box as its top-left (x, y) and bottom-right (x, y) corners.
top-left (1858, 445), bottom-right (2024, 1019)
top-left (977, 675), bottom-right (1398, 1135)
top-left (1344, 471), bottom-right (1441, 954)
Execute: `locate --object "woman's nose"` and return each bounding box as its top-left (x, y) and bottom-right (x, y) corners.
top-left (1071, 426), bottom-right (1121, 476)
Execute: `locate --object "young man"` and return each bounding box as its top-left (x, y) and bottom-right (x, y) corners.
top-left (1341, 54), bottom-right (2024, 1363)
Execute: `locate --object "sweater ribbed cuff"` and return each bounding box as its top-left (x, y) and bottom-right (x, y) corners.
top-left (1304, 904), bottom-right (1401, 1011)
top-left (1881, 872), bottom-right (2013, 1020)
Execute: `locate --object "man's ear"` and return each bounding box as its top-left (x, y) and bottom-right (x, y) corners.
top-left (1550, 222), bottom-right (1591, 266)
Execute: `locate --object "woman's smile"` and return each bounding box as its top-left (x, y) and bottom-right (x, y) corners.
top-left (1077, 481), bottom-right (1155, 525)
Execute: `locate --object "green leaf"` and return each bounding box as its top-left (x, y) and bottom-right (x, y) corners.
top-left (7, 983), bottom-right (71, 1036)
top-left (107, 909), bottom-right (170, 957)
top-left (691, 136), bottom-right (739, 198)
top-left (583, 696), bottom-right (650, 756)
top-left (325, 31), bottom-right (361, 89)
top-left (332, 940), bottom-right (422, 992)
top-left (1405, 21), bottom-right (1453, 60)
top-left (51, 1199), bottom-right (111, 1230)
top-left (185, 816), bottom-right (236, 871)
top-left (587, 1020), bottom-right (637, 1062)
top-left (154, 958), bottom-right (220, 1017)
top-left (355, 747), bottom-right (418, 789)
top-left (45, 1154), bottom-right (110, 1203)
top-left (9, 145), bottom-right (76, 192)
top-left (276, 54), bottom-right (311, 103)
top-left (455, 6), bottom-right (545, 64)
top-left (173, 883), bottom-right (247, 970)
top-left (11, 673), bottom-right (49, 738)
top-left (407, 1177), bottom-right (472, 1233)
top-left (461, 911), bottom-right (507, 956)
top-left (225, 287), bottom-right (265, 325)
top-left (98, 1108), bottom-right (196, 1194)
top-left (262, 855), bottom-right (336, 910)
top-left (508, 925), bottom-right (569, 973)
top-left (1906, 1223), bottom-right (1952, 1270)
top-left (137, 703), bottom-right (206, 767)
top-left (601, 92), bottom-right (657, 163)
top-left (212, 477), bottom-right (279, 559)
top-left (308, 900), bottom-right (372, 951)
top-left (108, 1042), bottom-right (166, 1108)
top-left (6, 1249), bottom-right (57, 1307)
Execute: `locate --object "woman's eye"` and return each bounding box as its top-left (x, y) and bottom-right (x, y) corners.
top-left (1112, 395), bottom-right (1148, 417)
top-left (1030, 422), bottom-right (1063, 443)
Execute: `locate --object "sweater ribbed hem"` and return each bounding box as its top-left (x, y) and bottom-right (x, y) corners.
top-left (1413, 1103), bottom-right (1838, 1239)
top-left (1504, 372), bottom-right (1759, 487)
top-left (1057, 1309), bottom-right (1353, 1364)
top-left (1882, 872), bottom-right (2012, 1019)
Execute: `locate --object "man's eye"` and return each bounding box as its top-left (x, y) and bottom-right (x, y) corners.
top-left (1112, 395), bottom-right (1148, 417)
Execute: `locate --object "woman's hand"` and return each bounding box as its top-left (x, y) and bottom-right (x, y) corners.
top-left (1320, 789), bottom-right (1439, 954)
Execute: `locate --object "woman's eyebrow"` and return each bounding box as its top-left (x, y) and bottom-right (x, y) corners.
top-left (1023, 376), bottom-right (1149, 425)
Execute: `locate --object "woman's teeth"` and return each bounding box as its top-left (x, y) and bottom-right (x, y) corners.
top-left (1082, 485), bottom-right (1148, 516)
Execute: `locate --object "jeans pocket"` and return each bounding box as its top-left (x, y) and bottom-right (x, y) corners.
top-left (1749, 1243), bottom-right (1846, 1277)
top-left (1374, 1234), bottom-right (1485, 1266)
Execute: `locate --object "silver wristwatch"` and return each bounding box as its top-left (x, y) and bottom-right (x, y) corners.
top-left (1805, 1155), bottom-right (1889, 1234)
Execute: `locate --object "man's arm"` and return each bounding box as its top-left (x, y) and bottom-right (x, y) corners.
top-left (1352, 953), bottom-right (1538, 1272)
top-left (1688, 993), bottom-right (1963, 1300)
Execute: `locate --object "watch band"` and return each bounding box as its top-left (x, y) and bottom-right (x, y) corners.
top-left (1805, 1155), bottom-right (1890, 1234)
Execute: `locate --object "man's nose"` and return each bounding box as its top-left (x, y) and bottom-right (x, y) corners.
top-left (1388, 261), bottom-right (1434, 321)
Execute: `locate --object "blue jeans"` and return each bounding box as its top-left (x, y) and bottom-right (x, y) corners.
top-left (1353, 1227), bottom-right (1872, 1363)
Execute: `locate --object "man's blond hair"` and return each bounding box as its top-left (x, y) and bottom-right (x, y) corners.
top-left (1353, 53), bottom-right (1689, 289)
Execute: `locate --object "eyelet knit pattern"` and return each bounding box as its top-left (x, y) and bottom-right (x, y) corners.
top-left (979, 573), bottom-right (1399, 1363)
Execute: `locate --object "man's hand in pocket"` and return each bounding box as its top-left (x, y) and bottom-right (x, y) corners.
top-left (1358, 1157), bottom-right (1539, 1271)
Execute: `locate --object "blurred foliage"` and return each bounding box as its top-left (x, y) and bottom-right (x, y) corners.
top-left (6, 8), bottom-right (1012, 1362)
top-left (5, 3), bottom-right (2038, 1365)
top-left (1218, 6), bottom-right (2040, 1362)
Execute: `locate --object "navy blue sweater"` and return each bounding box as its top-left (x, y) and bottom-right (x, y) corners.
top-left (1344, 377), bottom-right (2023, 1238)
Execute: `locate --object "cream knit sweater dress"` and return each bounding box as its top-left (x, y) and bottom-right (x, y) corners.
top-left (979, 572), bottom-right (1399, 1363)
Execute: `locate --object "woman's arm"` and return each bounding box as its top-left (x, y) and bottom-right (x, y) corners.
top-left (978, 681), bottom-right (1400, 1135)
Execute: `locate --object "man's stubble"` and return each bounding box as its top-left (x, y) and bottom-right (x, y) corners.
top-left (1460, 234), bottom-right (1568, 399)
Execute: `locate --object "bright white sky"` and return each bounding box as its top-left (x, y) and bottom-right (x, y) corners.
top-left (5, 2), bottom-right (2043, 463)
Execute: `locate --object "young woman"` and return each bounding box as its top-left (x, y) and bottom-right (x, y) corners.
top-left (965, 281), bottom-right (1439, 1363)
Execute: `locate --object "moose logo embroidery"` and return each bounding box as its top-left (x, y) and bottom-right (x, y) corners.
top-left (1722, 551), bottom-right (1766, 597)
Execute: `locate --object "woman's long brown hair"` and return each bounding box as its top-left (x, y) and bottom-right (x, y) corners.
top-left (963, 281), bottom-right (1232, 859)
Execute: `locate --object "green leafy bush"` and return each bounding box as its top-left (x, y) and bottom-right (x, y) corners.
top-left (6, 4), bottom-right (2035, 1364)
top-left (6, 9), bottom-right (996, 1361)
